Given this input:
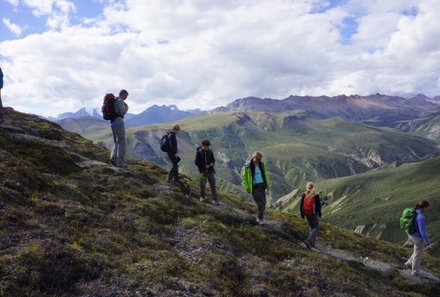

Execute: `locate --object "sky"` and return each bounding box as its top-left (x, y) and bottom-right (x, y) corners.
top-left (1, 0), bottom-right (440, 118)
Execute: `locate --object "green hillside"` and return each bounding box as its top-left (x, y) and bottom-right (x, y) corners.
top-left (80, 111), bottom-right (439, 202)
top-left (1, 107), bottom-right (440, 296)
top-left (56, 116), bottom-right (108, 139)
top-left (277, 155), bottom-right (440, 257)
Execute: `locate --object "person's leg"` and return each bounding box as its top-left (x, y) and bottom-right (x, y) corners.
top-left (199, 173), bottom-right (207, 200)
top-left (207, 172), bottom-right (218, 202)
top-left (405, 234), bottom-right (415, 268)
top-left (111, 124), bottom-right (126, 166)
top-left (110, 125), bottom-right (118, 162)
top-left (305, 215), bottom-right (319, 247)
top-left (252, 186), bottom-right (266, 220)
top-left (168, 154), bottom-right (179, 181)
top-left (410, 235), bottom-right (424, 274)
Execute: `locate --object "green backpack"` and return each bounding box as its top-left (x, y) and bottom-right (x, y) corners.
top-left (400, 208), bottom-right (416, 234)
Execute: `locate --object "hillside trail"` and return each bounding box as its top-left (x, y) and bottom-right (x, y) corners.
top-left (86, 156), bottom-right (440, 285)
top-left (157, 178), bottom-right (440, 284)
top-left (3, 119), bottom-right (437, 285)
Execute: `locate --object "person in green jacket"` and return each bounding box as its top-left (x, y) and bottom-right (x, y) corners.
top-left (242, 151), bottom-right (270, 224)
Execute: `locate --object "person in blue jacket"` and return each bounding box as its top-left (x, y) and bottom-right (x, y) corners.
top-left (0, 66), bottom-right (4, 110)
top-left (405, 200), bottom-right (431, 276)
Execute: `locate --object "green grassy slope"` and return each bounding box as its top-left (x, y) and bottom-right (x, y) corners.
top-left (56, 117), bottom-right (108, 139)
top-left (1, 107), bottom-right (440, 296)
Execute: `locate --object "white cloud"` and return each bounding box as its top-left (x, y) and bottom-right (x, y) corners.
top-left (1, 0), bottom-right (440, 117)
top-left (2, 18), bottom-right (24, 37)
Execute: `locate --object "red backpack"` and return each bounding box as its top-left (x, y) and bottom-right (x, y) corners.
top-left (101, 93), bottom-right (118, 120)
top-left (303, 194), bottom-right (315, 217)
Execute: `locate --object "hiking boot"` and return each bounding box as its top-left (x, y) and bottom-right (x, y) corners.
top-left (256, 218), bottom-right (265, 225)
top-left (301, 241), bottom-right (312, 249)
top-left (411, 271), bottom-right (420, 277)
top-left (109, 159), bottom-right (117, 166)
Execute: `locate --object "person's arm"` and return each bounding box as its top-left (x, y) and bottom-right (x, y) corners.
top-left (0, 67), bottom-right (3, 89)
top-left (171, 133), bottom-right (178, 155)
top-left (242, 165), bottom-right (252, 193)
top-left (315, 194), bottom-right (322, 217)
top-left (115, 99), bottom-right (128, 116)
top-left (417, 214), bottom-right (430, 245)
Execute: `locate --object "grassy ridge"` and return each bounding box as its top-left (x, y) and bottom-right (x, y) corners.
top-left (1, 107), bottom-right (440, 296)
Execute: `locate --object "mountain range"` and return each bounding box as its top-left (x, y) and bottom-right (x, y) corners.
top-left (211, 94), bottom-right (440, 126)
top-left (52, 104), bottom-right (205, 127)
top-left (1, 106), bottom-right (439, 296)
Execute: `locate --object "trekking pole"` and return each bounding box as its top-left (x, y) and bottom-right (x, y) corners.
top-left (425, 242), bottom-right (437, 251)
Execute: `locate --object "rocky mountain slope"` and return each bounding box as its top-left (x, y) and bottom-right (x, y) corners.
top-left (211, 94), bottom-right (440, 126)
top-left (1, 107), bottom-right (440, 296)
top-left (396, 112), bottom-right (440, 142)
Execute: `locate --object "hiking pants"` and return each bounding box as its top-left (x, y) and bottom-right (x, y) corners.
top-left (252, 183), bottom-right (266, 220)
top-left (167, 153), bottom-right (179, 181)
top-left (406, 234), bottom-right (424, 273)
top-left (110, 123), bottom-right (126, 166)
top-left (200, 171), bottom-right (218, 201)
top-left (305, 214), bottom-right (319, 247)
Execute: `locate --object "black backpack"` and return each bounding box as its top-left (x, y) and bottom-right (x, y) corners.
top-left (101, 93), bottom-right (119, 120)
top-left (160, 132), bottom-right (172, 152)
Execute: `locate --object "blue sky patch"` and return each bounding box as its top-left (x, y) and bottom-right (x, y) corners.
top-left (401, 6), bottom-right (418, 17)
top-left (0, 0), bottom-right (105, 41)
top-left (311, 0), bottom-right (348, 13)
top-left (339, 17), bottom-right (357, 45)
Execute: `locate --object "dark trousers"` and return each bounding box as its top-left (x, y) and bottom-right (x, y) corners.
top-left (167, 153), bottom-right (179, 181)
top-left (252, 183), bottom-right (266, 220)
top-left (305, 214), bottom-right (319, 247)
top-left (200, 171), bottom-right (218, 201)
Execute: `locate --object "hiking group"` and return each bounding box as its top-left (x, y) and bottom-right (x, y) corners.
top-left (101, 90), bottom-right (432, 273)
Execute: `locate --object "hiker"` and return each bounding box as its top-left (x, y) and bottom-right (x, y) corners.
top-left (300, 182), bottom-right (322, 249)
top-left (0, 66), bottom-right (3, 112)
top-left (166, 124), bottom-right (181, 182)
top-left (109, 89), bottom-right (129, 167)
top-left (242, 151), bottom-right (270, 224)
top-left (195, 138), bottom-right (219, 204)
top-left (405, 200), bottom-right (431, 276)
